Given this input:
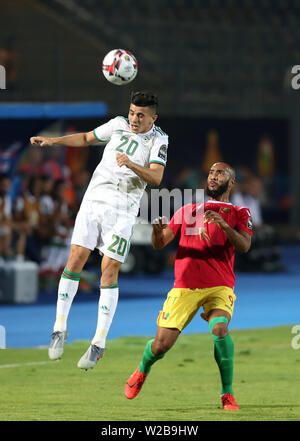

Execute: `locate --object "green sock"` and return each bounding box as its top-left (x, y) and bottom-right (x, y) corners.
top-left (213, 334), bottom-right (234, 395)
top-left (209, 316), bottom-right (234, 395)
top-left (139, 339), bottom-right (165, 374)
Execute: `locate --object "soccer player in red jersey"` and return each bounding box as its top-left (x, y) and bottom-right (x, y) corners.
top-left (124, 162), bottom-right (253, 410)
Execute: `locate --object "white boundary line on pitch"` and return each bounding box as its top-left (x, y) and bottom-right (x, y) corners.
top-left (0, 361), bottom-right (54, 369)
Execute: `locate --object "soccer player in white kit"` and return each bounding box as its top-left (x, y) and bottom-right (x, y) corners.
top-left (30, 91), bottom-right (168, 369)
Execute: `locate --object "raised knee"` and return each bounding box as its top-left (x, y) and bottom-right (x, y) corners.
top-left (211, 322), bottom-right (228, 338)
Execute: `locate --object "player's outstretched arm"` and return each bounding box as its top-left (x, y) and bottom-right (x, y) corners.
top-left (152, 216), bottom-right (175, 250)
top-left (30, 131), bottom-right (97, 148)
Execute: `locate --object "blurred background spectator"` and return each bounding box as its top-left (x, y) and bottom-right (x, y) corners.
top-left (39, 178), bottom-right (73, 273)
top-left (0, 174), bottom-right (13, 260)
top-left (232, 172), bottom-right (283, 272)
top-left (232, 174), bottom-right (264, 228)
top-left (13, 175), bottom-right (42, 262)
top-left (0, 34), bottom-right (19, 92)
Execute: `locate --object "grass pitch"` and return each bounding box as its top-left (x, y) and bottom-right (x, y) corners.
top-left (0, 326), bottom-right (299, 421)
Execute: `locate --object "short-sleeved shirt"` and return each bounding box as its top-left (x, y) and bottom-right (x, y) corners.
top-left (83, 116), bottom-right (168, 216)
top-left (168, 200), bottom-right (253, 289)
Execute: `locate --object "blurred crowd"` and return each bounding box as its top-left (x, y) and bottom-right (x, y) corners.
top-left (0, 135), bottom-right (285, 274)
top-left (0, 145), bottom-right (90, 273)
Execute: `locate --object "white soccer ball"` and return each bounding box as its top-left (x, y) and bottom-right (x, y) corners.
top-left (102, 49), bottom-right (138, 86)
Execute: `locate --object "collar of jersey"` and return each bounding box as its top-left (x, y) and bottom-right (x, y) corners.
top-left (207, 200), bottom-right (232, 205)
top-left (135, 124), bottom-right (155, 137)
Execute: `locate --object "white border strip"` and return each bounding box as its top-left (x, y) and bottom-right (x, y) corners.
top-left (0, 361), bottom-right (53, 369)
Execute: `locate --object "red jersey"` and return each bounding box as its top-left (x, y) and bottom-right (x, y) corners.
top-left (168, 200), bottom-right (253, 289)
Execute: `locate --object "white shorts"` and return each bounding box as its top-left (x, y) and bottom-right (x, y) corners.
top-left (71, 199), bottom-right (136, 263)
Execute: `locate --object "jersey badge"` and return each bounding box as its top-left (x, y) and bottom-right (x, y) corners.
top-left (199, 226), bottom-right (210, 242)
top-left (158, 144), bottom-right (168, 161)
top-left (221, 207), bottom-right (231, 213)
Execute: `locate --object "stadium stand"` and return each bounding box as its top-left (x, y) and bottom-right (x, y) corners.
top-left (0, 0), bottom-right (298, 290)
top-left (0, 0), bottom-right (300, 117)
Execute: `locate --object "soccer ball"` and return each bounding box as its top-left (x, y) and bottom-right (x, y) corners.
top-left (102, 49), bottom-right (138, 86)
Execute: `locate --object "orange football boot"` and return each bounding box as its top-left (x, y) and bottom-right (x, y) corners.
top-left (221, 393), bottom-right (240, 410)
top-left (124, 367), bottom-right (147, 399)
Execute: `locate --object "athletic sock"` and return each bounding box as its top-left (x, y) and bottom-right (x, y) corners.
top-left (139, 339), bottom-right (165, 375)
top-left (209, 316), bottom-right (234, 395)
top-left (213, 334), bottom-right (234, 395)
top-left (91, 284), bottom-right (119, 348)
top-left (53, 268), bottom-right (80, 332)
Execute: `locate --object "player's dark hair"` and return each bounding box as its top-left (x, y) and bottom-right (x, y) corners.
top-left (130, 90), bottom-right (158, 112)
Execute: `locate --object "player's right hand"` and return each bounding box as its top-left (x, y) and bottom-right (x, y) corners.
top-left (30, 136), bottom-right (54, 146)
top-left (152, 216), bottom-right (169, 232)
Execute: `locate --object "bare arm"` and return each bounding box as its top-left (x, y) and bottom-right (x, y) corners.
top-left (30, 131), bottom-right (97, 148)
top-left (204, 210), bottom-right (251, 253)
top-left (152, 216), bottom-right (175, 250)
top-left (222, 225), bottom-right (251, 253)
top-left (116, 154), bottom-right (165, 186)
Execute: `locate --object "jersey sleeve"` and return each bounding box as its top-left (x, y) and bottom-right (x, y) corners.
top-left (168, 206), bottom-right (183, 236)
top-left (236, 207), bottom-right (253, 236)
top-left (93, 117), bottom-right (118, 143)
top-left (149, 133), bottom-right (169, 167)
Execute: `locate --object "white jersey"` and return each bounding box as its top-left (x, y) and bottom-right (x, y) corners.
top-left (83, 116), bottom-right (168, 216)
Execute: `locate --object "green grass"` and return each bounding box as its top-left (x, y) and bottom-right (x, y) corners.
top-left (0, 326), bottom-right (299, 421)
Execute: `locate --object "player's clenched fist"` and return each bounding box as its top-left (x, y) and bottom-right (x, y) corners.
top-left (116, 153), bottom-right (131, 168)
top-left (30, 136), bottom-right (54, 146)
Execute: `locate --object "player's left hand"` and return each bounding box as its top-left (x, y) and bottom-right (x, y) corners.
top-left (116, 153), bottom-right (131, 168)
top-left (204, 210), bottom-right (228, 229)
top-left (200, 312), bottom-right (208, 322)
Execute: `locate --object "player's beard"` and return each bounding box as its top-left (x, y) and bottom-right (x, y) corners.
top-left (206, 180), bottom-right (229, 199)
